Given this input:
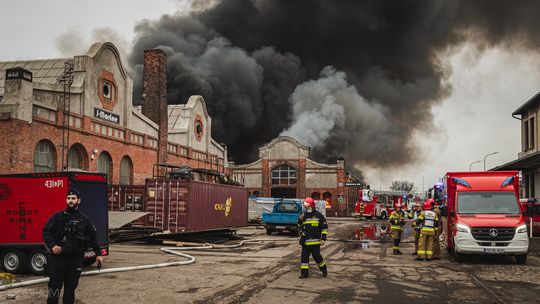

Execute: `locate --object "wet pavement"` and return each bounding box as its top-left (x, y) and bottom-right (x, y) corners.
top-left (2, 218), bottom-right (540, 303)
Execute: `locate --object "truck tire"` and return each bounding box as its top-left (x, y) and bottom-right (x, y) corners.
top-left (515, 254), bottom-right (527, 264)
top-left (266, 228), bottom-right (273, 235)
top-left (380, 212), bottom-right (387, 220)
top-left (452, 248), bottom-right (464, 263)
top-left (1, 249), bottom-right (26, 274)
top-left (28, 250), bottom-right (47, 275)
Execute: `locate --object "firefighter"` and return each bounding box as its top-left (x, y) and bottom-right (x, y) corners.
top-left (42, 188), bottom-right (104, 304)
top-left (415, 201), bottom-right (439, 261)
top-left (388, 203), bottom-right (406, 254)
top-left (298, 197), bottom-right (328, 278)
top-left (432, 200), bottom-right (443, 260)
top-left (407, 202), bottom-right (423, 255)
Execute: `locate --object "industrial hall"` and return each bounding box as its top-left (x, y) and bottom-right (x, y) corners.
top-left (0, 42), bottom-right (228, 184)
top-left (231, 136), bottom-right (347, 208)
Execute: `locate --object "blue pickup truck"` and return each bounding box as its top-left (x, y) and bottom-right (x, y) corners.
top-left (262, 199), bottom-right (303, 235)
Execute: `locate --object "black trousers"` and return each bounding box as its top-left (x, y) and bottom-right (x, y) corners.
top-left (47, 255), bottom-right (83, 304)
top-left (300, 245), bottom-right (326, 276)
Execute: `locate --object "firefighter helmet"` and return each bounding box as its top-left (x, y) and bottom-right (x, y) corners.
top-left (423, 201), bottom-right (433, 210)
top-left (304, 197), bottom-right (315, 208)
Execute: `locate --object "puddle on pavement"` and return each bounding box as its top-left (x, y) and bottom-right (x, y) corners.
top-left (345, 221), bottom-right (414, 250)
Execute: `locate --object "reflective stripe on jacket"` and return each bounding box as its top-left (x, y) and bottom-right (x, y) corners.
top-left (298, 210), bottom-right (328, 246)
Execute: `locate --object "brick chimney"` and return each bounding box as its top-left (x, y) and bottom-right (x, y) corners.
top-left (142, 49), bottom-right (168, 170)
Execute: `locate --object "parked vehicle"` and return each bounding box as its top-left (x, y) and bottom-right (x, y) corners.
top-left (262, 199), bottom-right (303, 235)
top-left (0, 172), bottom-right (109, 274)
top-left (520, 198), bottom-right (540, 236)
top-left (443, 171), bottom-right (529, 264)
top-left (357, 189), bottom-right (408, 219)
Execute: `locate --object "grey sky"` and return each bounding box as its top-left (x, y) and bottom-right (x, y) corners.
top-left (1, 1), bottom-right (537, 192)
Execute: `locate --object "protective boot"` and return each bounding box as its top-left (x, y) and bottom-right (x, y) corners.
top-left (299, 268), bottom-right (309, 279)
top-left (321, 265), bottom-right (328, 277)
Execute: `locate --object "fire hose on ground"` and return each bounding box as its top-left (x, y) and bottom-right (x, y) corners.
top-left (0, 237), bottom-right (383, 292)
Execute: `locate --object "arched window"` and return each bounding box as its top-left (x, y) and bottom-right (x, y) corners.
top-left (311, 192), bottom-right (321, 199)
top-left (120, 156), bottom-right (133, 185)
top-left (67, 144), bottom-right (87, 170)
top-left (97, 152), bottom-right (113, 183)
top-left (271, 165), bottom-right (297, 186)
top-left (34, 140), bottom-right (56, 172)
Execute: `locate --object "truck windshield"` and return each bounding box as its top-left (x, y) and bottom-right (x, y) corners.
top-left (457, 192), bottom-right (520, 214)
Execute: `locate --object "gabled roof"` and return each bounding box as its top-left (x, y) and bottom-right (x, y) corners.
top-left (0, 58), bottom-right (71, 96)
top-left (513, 91), bottom-right (540, 116)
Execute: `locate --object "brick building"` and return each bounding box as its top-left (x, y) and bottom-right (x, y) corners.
top-left (0, 42), bottom-right (227, 184)
top-left (231, 136), bottom-right (346, 206)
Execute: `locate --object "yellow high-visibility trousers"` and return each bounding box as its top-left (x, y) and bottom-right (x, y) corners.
top-left (417, 233), bottom-right (434, 259)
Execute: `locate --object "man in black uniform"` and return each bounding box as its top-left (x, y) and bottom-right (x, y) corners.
top-left (298, 197), bottom-right (328, 279)
top-left (42, 188), bottom-right (104, 304)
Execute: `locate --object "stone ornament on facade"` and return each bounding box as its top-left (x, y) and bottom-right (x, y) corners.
top-left (97, 70), bottom-right (118, 111)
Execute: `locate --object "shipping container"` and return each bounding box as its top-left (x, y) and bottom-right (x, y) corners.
top-left (144, 179), bottom-right (248, 233)
top-left (0, 172), bottom-right (109, 274)
top-left (108, 184), bottom-right (146, 227)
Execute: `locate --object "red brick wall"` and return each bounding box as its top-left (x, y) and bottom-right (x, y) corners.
top-left (0, 116), bottom-right (226, 185)
top-left (142, 49), bottom-right (168, 171)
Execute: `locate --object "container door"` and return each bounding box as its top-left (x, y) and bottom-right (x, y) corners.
top-left (71, 175), bottom-right (109, 248)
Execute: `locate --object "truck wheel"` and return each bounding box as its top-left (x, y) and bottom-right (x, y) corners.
top-left (452, 248), bottom-right (464, 263)
top-left (1, 249), bottom-right (26, 274)
top-left (28, 250), bottom-right (47, 275)
top-left (266, 228), bottom-right (273, 235)
top-left (515, 254), bottom-right (527, 264)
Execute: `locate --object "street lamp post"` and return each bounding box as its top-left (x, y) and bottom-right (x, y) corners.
top-left (483, 151), bottom-right (499, 171)
top-left (469, 160), bottom-right (481, 172)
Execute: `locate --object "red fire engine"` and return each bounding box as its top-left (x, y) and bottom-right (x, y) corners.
top-left (355, 189), bottom-right (408, 219)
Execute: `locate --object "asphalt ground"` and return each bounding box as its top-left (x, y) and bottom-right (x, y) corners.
top-left (1, 218), bottom-right (540, 303)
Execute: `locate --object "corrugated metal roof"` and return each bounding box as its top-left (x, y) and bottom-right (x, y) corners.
top-left (0, 58), bottom-right (71, 96)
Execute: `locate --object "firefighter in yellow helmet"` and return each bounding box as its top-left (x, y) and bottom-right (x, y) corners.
top-left (407, 202), bottom-right (423, 255)
top-left (388, 203), bottom-right (406, 255)
top-left (415, 200), bottom-right (440, 261)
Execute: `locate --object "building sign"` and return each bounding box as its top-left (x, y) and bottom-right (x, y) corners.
top-left (345, 182), bottom-right (363, 186)
top-left (94, 108), bottom-right (119, 124)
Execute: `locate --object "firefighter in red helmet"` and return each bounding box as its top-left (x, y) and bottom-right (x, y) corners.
top-left (414, 200), bottom-right (440, 261)
top-left (298, 197), bottom-right (328, 278)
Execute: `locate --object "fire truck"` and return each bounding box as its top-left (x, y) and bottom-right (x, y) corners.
top-left (520, 198), bottom-right (540, 236)
top-left (356, 189), bottom-right (409, 219)
top-left (0, 172), bottom-right (109, 274)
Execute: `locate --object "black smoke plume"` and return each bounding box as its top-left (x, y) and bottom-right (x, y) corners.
top-left (128, 0), bottom-right (540, 177)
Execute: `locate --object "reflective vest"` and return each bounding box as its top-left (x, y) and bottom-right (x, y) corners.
top-left (418, 210), bottom-right (438, 235)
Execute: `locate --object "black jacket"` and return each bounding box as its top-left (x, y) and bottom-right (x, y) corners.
top-left (298, 210), bottom-right (328, 246)
top-left (42, 209), bottom-right (101, 258)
